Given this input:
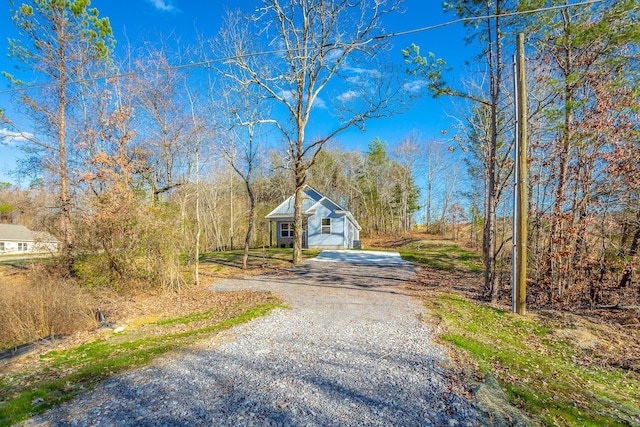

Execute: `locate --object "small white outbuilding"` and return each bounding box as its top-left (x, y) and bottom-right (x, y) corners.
top-left (0, 224), bottom-right (59, 255)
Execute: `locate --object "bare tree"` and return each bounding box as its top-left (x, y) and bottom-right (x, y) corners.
top-left (219, 0), bottom-right (414, 264)
top-left (421, 139), bottom-right (447, 233)
top-left (439, 163), bottom-right (459, 236)
top-left (405, 0), bottom-right (516, 302)
top-left (392, 132), bottom-right (423, 232)
top-left (212, 11), bottom-right (274, 269)
top-left (184, 84), bottom-right (205, 284)
top-left (131, 45), bottom-right (194, 201)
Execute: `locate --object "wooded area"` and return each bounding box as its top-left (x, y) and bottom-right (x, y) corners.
top-left (406, 0), bottom-right (639, 306)
top-left (0, 0), bottom-right (638, 309)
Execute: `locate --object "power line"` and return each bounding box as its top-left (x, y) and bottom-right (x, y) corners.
top-left (0, 0), bottom-right (613, 96)
top-left (374, 0), bottom-right (606, 39)
top-left (0, 50), bottom-right (288, 96)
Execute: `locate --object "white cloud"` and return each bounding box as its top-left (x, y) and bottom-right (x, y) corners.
top-left (281, 90), bottom-right (296, 103)
top-left (312, 97), bottom-right (327, 109)
top-left (147, 0), bottom-right (176, 12)
top-left (343, 66), bottom-right (380, 78)
top-left (345, 66), bottom-right (368, 74)
top-left (337, 90), bottom-right (358, 103)
top-left (280, 91), bottom-right (327, 109)
top-left (325, 48), bottom-right (344, 62)
top-left (403, 80), bottom-right (428, 93)
top-left (341, 65), bottom-right (381, 90)
top-left (0, 128), bottom-right (33, 144)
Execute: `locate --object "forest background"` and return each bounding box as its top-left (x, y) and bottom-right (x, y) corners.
top-left (0, 0), bottom-right (638, 309)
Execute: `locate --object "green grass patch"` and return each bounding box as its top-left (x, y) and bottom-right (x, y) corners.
top-left (398, 239), bottom-right (482, 272)
top-left (199, 248), bottom-right (320, 267)
top-left (0, 300), bottom-right (281, 426)
top-left (429, 294), bottom-right (640, 426)
top-left (154, 309), bottom-right (217, 326)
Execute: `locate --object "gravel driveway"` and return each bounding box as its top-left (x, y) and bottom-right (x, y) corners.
top-left (23, 251), bottom-right (482, 426)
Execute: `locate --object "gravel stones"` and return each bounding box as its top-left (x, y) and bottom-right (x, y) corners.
top-left (22, 257), bottom-right (482, 426)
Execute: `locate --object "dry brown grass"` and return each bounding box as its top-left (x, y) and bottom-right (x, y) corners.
top-left (0, 265), bottom-right (97, 349)
top-left (0, 250), bottom-right (296, 355)
top-left (0, 267), bottom-right (281, 379)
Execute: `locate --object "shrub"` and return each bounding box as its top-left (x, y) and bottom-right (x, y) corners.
top-left (73, 253), bottom-right (118, 289)
top-left (0, 266), bottom-right (96, 350)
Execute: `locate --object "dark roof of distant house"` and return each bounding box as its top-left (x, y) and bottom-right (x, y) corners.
top-left (0, 224), bottom-right (59, 243)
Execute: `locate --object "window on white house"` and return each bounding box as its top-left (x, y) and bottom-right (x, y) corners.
top-left (321, 218), bottom-right (331, 234)
top-left (280, 222), bottom-right (294, 238)
top-left (18, 242), bottom-right (28, 251)
top-left (0, 242), bottom-right (4, 251)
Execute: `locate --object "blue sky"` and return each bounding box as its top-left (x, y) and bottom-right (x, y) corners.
top-left (0, 0), bottom-right (477, 184)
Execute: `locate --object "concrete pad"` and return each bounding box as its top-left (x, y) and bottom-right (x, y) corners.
top-left (309, 249), bottom-right (410, 265)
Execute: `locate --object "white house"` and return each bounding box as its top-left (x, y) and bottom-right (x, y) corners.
top-left (0, 224), bottom-right (59, 255)
top-left (266, 185), bottom-right (361, 249)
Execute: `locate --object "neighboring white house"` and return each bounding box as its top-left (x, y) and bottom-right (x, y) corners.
top-left (266, 185), bottom-right (361, 250)
top-left (0, 224), bottom-right (59, 255)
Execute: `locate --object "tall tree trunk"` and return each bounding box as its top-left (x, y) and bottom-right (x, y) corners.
top-left (548, 9), bottom-right (574, 298)
top-left (426, 181), bottom-right (432, 233)
top-left (229, 172), bottom-right (234, 251)
top-left (484, 151), bottom-right (498, 302)
top-left (619, 209), bottom-right (640, 289)
top-left (292, 167), bottom-right (306, 264)
top-left (194, 142), bottom-right (200, 286)
top-left (242, 179), bottom-right (256, 270)
top-left (482, 5), bottom-right (502, 303)
top-left (292, 108), bottom-right (307, 264)
top-left (58, 32), bottom-right (73, 274)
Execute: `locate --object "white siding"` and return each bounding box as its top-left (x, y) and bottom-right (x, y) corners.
top-left (0, 240), bottom-right (58, 255)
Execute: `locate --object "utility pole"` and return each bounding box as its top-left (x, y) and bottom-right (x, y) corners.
top-left (515, 33), bottom-right (528, 315)
top-left (229, 171), bottom-right (234, 251)
top-left (512, 51), bottom-right (518, 314)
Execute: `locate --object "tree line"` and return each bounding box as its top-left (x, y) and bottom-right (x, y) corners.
top-left (0, 133), bottom-right (428, 283)
top-left (0, 0), bottom-right (427, 285)
top-left (0, 2), bottom-right (435, 288)
top-left (407, 0), bottom-right (639, 306)
top-left (1, 0), bottom-right (638, 308)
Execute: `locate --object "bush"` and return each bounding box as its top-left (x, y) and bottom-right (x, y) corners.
top-left (74, 193), bottom-right (192, 292)
top-left (0, 266), bottom-right (96, 350)
top-left (73, 253), bottom-right (118, 289)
